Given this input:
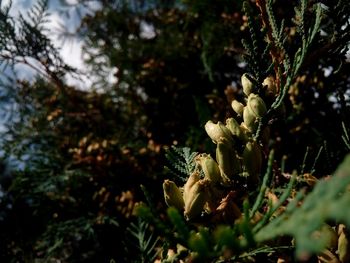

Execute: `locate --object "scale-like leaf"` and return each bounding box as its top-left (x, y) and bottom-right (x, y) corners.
top-left (255, 154), bottom-right (350, 259)
top-left (165, 146), bottom-right (198, 182)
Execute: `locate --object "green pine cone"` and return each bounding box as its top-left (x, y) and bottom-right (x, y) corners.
top-left (216, 137), bottom-right (242, 182)
top-left (196, 153), bottom-right (221, 184)
top-left (241, 73), bottom-right (256, 97)
top-left (205, 120), bottom-right (233, 144)
top-left (243, 94), bottom-right (267, 132)
top-left (231, 100), bottom-right (245, 116)
top-left (184, 179), bottom-right (209, 220)
top-left (226, 117), bottom-right (249, 142)
top-left (242, 140), bottom-right (262, 182)
top-left (163, 180), bottom-right (185, 210)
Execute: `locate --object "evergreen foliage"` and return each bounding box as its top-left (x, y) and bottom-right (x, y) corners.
top-left (126, 218), bottom-right (160, 263)
top-left (0, 0), bottom-right (75, 84)
top-left (256, 154), bottom-right (350, 257)
top-left (164, 146), bottom-right (198, 183)
top-left (0, 0), bottom-right (349, 262)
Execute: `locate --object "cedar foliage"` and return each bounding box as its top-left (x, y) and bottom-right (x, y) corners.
top-left (0, 0), bottom-right (349, 262)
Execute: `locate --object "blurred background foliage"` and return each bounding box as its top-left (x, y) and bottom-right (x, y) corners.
top-left (0, 0), bottom-right (349, 262)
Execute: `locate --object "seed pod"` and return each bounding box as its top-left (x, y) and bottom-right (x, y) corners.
top-left (240, 123), bottom-right (253, 138)
top-left (317, 249), bottom-right (339, 263)
top-left (226, 117), bottom-right (248, 142)
top-left (163, 180), bottom-right (185, 210)
top-left (205, 120), bottom-right (233, 144)
top-left (231, 100), bottom-right (244, 116)
top-left (183, 171), bottom-right (200, 203)
top-left (243, 106), bottom-right (257, 132)
top-left (184, 179), bottom-right (209, 220)
top-left (243, 94), bottom-right (267, 132)
top-left (242, 140), bottom-right (262, 182)
top-left (338, 224), bottom-right (350, 263)
top-left (324, 224), bottom-right (338, 251)
top-left (241, 73), bottom-right (255, 97)
top-left (246, 93), bottom-right (267, 118)
top-left (262, 76), bottom-right (277, 97)
top-left (196, 154), bottom-right (221, 184)
top-left (216, 137), bottom-right (242, 181)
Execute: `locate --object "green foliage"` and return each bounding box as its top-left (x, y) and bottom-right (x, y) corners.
top-left (253, 173), bottom-right (297, 234)
top-left (289, 0), bottom-right (322, 78)
top-left (126, 218), bottom-right (160, 263)
top-left (250, 0), bottom-right (322, 114)
top-left (164, 146), bottom-right (198, 182)
top-left (154, 0), bottom-right (350, 262)
top-left (167, 207), bottom-right (190, 243)
top-left (36, 217), bottom-right (96, 260)
top-left (241, 1), bottom-right (272, 85)
top-left (249, 150), bottom-right (274, 219)
top-left (0, 0), bottom-right (75, 82)
top-left (80, 0), bottom-right (247, 146)
top-left (157, 153), bottom-right (350, 261)
top-left (256, 154), bottom-right (350, 258)
top-left (342, 121), bottom-right (350, 151)
top-left (0, 0), bottom-right (350, 262)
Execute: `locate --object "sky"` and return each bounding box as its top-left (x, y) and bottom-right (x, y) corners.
top-left (0, 0), bottom-right (113, 169)
top-left (0, 0), bottom-right (117, 89)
